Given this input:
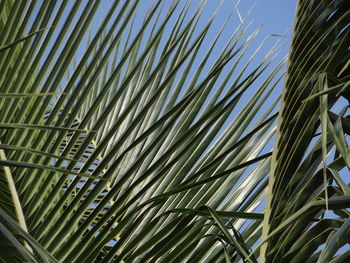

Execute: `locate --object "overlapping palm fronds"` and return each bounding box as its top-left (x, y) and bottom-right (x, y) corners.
top-left (1, 0), bottom-right (349, 262)
top-left (0, 1), bottom-right (282, 262)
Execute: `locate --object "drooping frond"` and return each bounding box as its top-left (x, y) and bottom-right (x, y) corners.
top-left (261, 0), bottom-right (350, 262)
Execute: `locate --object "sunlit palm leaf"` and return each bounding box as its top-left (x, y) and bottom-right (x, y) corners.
top-left (0, 1), bottom-right (283, 262)
top-left (5, 0), bottom-right (348, 262)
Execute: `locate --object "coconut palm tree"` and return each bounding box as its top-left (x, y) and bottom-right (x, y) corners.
top-left (0, 0), bottom-right (349, 262)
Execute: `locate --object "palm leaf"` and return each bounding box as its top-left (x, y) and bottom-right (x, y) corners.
top-left (0, 1), bottom-right (283, 262)
top-left (2, 0), bottom-right (349, 262)
top-left (261, 0), bottom-right (350, 262)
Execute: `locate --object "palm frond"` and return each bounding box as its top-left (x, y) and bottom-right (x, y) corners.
top-left (261, 0), bottom-right (350, 262)
top-left (0, 1), bottom-right (284, 262)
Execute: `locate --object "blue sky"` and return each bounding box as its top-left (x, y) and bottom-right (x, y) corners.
top-left (206, 0), bottom-right (297, 37)
top-left (98, 0), bottom-right (297, 37)
top-left (94, 0), bottom-right (297, 56)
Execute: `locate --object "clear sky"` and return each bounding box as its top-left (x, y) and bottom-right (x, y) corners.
top-left (95, 0), bottom-right (298, 54)
top-left (206, 0), bottom-right (297, 37)
top-left (82, 0), bottom-right (298, 84)
top-left (84, 0), bottom-right (298, 95)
